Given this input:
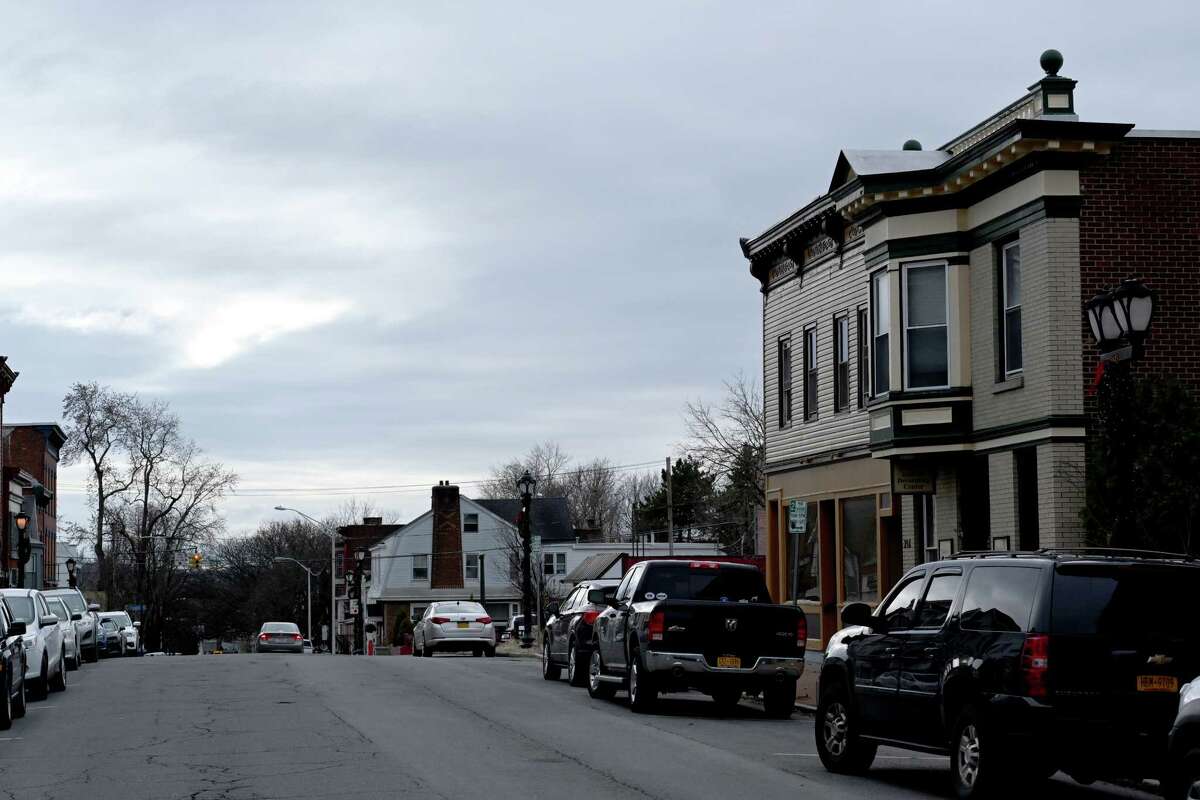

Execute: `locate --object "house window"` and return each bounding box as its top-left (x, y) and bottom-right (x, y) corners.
top-left (464, 513), bottom-right (479, 533)
top-left (856, 308), bottom-right (869, 408)
top-left (903, 262), bottom-right (949, 389)
top-left (464, 553), bottom-right (479, 580)
top-left (834, 316), bottom-right (850, 412)
top-left (542, 552), bottom-right (566, 576)
top-left (871, 270), bottom-right (890, 395)
top-left (777, 337), bottom-right (793, 427)
top-left (1001, 242), bottom-right (1023, 375)
top-left (412, 554), bottom-right (429, 581)
top-left (803, 327), bottom-right (817, 421)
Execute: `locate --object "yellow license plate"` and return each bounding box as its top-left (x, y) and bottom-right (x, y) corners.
top-left (457, 622), bottom-right (470, 629)
top-left (1137, 675), bottom-right (1179, 692)
top-left (716, 656), bottom-right (741, 669)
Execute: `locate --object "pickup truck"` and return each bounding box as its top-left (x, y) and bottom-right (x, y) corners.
top-left (586, 559), bottom-right (805, 716)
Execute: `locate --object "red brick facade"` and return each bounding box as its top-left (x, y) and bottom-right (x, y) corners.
top-left (430, 482), bottom-right (463, 588)
top-left (1079, 135), bottom-right (1200, 391)
top-left (4, 424), bottom-right (65, 588)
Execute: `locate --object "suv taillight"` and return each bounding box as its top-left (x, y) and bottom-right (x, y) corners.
top-left (648, 611), bottom-right (665, 642)
top-left (1020, 634), bottom-right (1050, 699)
top-left (796, 615), bottom-right (807, 648)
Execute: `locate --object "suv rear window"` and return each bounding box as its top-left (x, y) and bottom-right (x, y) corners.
top-left (640, 565), bottom-right (771, 603)
top-left (1052, 563), bottom-right (1200, 638)
top-left (959, 566), bottom-right (1041, 633)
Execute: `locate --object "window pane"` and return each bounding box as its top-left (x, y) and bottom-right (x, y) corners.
top-left (873, 334), bottom-right (890, 394)
top-left (1005, 308), bottom-right (1023, 372)
top-left (841, 496), bottom-right (878, 603)
top-left (1004, 245), bottom-right (1021, 308)
top-left (872, 272), bottom-right (889, 330)
top-left (915, 573), bottom-right (961, 628)
top-left (959, 566), bottom-right (1040, 632)
top-left (907, 327), bottom-right (948, 387)
top-left (906, 265), bottom-right (946, 327)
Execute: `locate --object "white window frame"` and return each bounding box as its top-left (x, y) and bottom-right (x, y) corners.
top-left (803, 326), bottom-right (818, 421)
top-left (542, 552), bottom-right (566, 576)
top-left (464, 553), bottom-right (479, 580)
top-left (902, 261), bottom-right (950, 391)
top-left (463, 513), bottom-right (479, 533)
top-left (870, 270), bottom-right (890, 397)
top-left (412, 554), bottom-right (429, 581)
top-left (834, 315), bottom-right (850, 412)
top-left (777, 336), bottom-right (793, 427)
top-left (1001, 242), bottom-right (1023, 377)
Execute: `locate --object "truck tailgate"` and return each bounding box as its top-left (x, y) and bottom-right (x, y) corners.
top-left (651, 600), bottom-right (804, 668)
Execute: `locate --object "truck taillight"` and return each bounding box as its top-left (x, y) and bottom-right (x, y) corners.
top-left (797, 615), bottom-right (807, 647)
top-left (1021, 634), bottom-right (1050, 699)
top-left (581, 610), bottom-right (599, 625)
top-left (648, 611), bottom-right (665, 642)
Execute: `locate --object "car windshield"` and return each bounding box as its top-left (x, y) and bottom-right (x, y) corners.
top-left (434, 602), bottom-right (485, 615)
top-left (105, 614), bottom-right (133, 628)
top-left (639, 565), bottom-right (772, 603)
top-left (49, 600), bottom-right (69, 620)
top-left (262, 623), bottom-right (300, 633)
top-left (100, 619), bottom-right (119, 631)
top-left (4, 597), bottom-right (35, 624)
top-left (53, 593), bottom-right (87, 613)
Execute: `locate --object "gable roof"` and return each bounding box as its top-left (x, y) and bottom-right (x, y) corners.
top-left (829, 149), bottom-right (951, 192)
top-left (563, 552), bottom-right (625, 584)
top-left (474, 496), bottom-right (575, 543)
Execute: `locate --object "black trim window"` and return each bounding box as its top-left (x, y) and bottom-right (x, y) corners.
top-left (856, 308), bottom-right (869, 408)
top-left (464, 513), bottom-right (479, 533)
top-left (834, 316), bottom-right (850, 412)
top-left (803, 327), bottom-right (817, 421)
top-left (777, 337), bottom-right (793, 427)
top-left (1002, 242), bottom-right (1023, 375)
top-left (903, 262), bottom-right (949, 389)
top-left (870, 270), bottom-right (890, 395)
top-left (412, 554), bottom-right (429, 581)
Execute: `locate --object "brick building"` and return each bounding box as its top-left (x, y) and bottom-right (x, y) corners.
top-left (3, 423), bottom-right (67, 589)
top-left (739, 51), bottom-right (1200, 646)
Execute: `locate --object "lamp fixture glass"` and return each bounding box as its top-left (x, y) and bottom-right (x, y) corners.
top-left (14, 512), bottom-right (29, 532)
top-left (355, 547), bottom-right (371, 563)
top-left (516, 470), bottom-right (537, 498)
top-left (66, 558), bottom-right (77, 575)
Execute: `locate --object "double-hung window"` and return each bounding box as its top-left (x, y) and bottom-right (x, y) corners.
top-left (777, 337), bottom-right (793, 427)
top-left (803, 327), bottom-right (818, 421)
top-left (870, 271), bottom-right (890, 395)
top-left (543, 552), bottom-right (566, 576)
top-left (834, 316), bottom-right (850, 412)
top-left (412, 554), bottom-right (429, 581)
top-left (856, 308), bottom-right (869, 408)
top-left (903, 262), bottom-right (949, 389)
top-left (463, 513), bottom-right (479, 533)
top-left (1001, 242), bottom-right (1022, 375)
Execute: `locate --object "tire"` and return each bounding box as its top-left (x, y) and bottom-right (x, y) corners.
top-left (33, 655), bottom-right (49, 701)
top-left (12, 672), bottom-right (25, 719)
top-left (87, 643), bottom-right (99, 664)
top-left (950, 704), bottom-right (1004, 799)
top-left (542, 640), bottom-right (561, 681)
top-left (712, 687), bottom-right (742, 712)
top-left (815, 684), bottom-right (876, 774)
top-left (627, 650), bottom-right (658, 713)
top-left (1165, 746), bottom-right (1200, 800)
top-left (484, 646), bottom-right (496, 658)
top-left (0, 674), bottom-right (12, 731)
top-left (50, 650), bottom-right (67, 692)
top-left (567, 641), bottom-right (587, 688)
top-left (587, 649), bottom-right (617, 700)
top-left (763, 679), bottom-right (797, 719)
top-left (472, 648), bottom-right (483, 658)
top-left (68, 639), bottom-right (81, 671)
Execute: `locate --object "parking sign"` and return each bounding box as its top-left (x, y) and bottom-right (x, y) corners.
top-left (788, 499), bottom-right (807, 535)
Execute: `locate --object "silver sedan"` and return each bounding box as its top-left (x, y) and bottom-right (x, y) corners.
top-left (413, 602), bottom-right (495, 657)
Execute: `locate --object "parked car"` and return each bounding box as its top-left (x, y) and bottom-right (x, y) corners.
top-left (302, 639), bottom-right (314, 654)
top-left (815, 550), bottom-right (1200, 798)
top-left (1166, 676), bottom-right (1200, 799)
top-left (588, 560), bottom-right (805, 716)
top-left (97, 611), bottom-right (140, 656)
top-left (543, 579), bottom-right (619, 687)
top-left (0, 588), bottom-right (67, 699)
top-left (256, 622), bottom-right (304, 653)
top-left (97, 617), bottom-right (124, 657)
top-left (45, 597), bottom-right (81, 671)
top-left (0, 600), bottom-right (28, 729)
top-left (507, 614), bottom-right (527, 641)
top-left (413, 601), bottom-right (495, 657)
top-left (44, 588), bottom-right (101, 664)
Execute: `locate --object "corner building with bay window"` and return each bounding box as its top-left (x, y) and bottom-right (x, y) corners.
top-left (741, 51), bottom-right (1200, 647)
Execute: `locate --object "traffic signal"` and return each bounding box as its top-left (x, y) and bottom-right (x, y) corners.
top-left (189, 551), bottom-right (203, 570)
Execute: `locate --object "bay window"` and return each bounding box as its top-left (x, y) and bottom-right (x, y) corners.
top-left (856, 308), bottom-right (869, 408)
top-left (870, 271), bottom-right (890, 395)
top-left (903, 262), bottom-right (949, 389)
top-left (1002, 242), bottom-right (1022, 375)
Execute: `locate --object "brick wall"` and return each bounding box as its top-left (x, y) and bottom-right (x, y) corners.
top-left (987, 450), bottom-right (1017, 543)
top-left (1079, 135), bottom-right (1200, 392)
top-left (431, 483), bottom-right (464, 589)
top-left (1036, 441), bottom-right (1087, 548)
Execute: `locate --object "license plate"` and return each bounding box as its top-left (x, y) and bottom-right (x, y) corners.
top-left (457, 622), bottom-right (470, 629)
top-left (1137, 675), bottom-right (1179, 692)
top-left (716, 655), bottom-right (741, 669)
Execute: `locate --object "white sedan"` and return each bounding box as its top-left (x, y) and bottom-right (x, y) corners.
top-left (413, 601), bottom-right (496, 657)
top-left (45, 597), bottom-right (81, 671)
top-left (0, 589), bottom-right (66, 699)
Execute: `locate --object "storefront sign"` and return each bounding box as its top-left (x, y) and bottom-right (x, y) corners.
top-left (891, 462), bottom-right (934, 494)
top-left (788, 499), bottom-right (808, 535)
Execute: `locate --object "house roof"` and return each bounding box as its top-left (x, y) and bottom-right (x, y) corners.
top-left (829, 149), bottom-right (950, 191)
top-left (474, 496), bottom-right (575, 543)
top-left (564, 552), bottom-right (625, 584)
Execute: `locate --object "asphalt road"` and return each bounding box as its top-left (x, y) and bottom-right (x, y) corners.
top-left (0, 653), bottom-right (1160, 800)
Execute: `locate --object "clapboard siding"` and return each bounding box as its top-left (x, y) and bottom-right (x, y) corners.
top-left (763, 245), bottom-right (872, 467)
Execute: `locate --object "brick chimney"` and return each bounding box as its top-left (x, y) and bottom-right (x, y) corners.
top-left (430, 481), bottom-right (463, 588)
top-left (363, 516), bottom-right (382, 526)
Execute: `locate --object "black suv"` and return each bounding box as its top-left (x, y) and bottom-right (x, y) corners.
top-left (815, 550), bottom-right (1200, 798)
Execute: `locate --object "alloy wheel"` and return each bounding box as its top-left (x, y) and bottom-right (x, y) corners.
top-left (567, 647), bottom-right (576, 683)
top-left (957, 723), bottom-right (980, 789)
top-left (823, 701), bottom-right (849, 757)
top-left (589, 650), bottom-right (602, 692)
top-left (629, 661), bottom-right (639, 702)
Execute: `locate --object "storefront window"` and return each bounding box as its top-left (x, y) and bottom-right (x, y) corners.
top-left (841, 496), bottom-right (878, 603)
top-left (784, 501), bottom-right (820, 604)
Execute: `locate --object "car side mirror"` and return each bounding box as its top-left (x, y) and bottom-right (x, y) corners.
top-left (71, 613), bottom-right (83, 622)
top-left (545, 603), bottom-right (559, 617)
top-left (8, 621), bottom-right (26, 637)
top-left (40, 614), bottom-right (59, 628)
top-left (88, 604), bottom-right (101, 612)
top-left (133, 621), bottom-right (141, 628)
top-left (841, 602), bottom-right (883, 631)
top-left (587, 589), bottom-right (607, 605)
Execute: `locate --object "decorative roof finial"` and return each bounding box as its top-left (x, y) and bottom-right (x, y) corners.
top-left (1040, 49), bottom-right (1064, 77)
top-left (902, 139), bottom-right (922, 151)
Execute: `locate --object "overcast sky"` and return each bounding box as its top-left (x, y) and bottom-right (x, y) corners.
top-left (2, 2), bottom-right (1196, 535)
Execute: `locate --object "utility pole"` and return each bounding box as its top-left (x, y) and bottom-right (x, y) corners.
top-left (479, 554), bottom-right (486, 607)
top-left (517, 470), bottom-right (536, 649)
top-left (666, 456), bottom-right (674, 556)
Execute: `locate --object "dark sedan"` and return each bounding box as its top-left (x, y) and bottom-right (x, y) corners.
top-left (0, 600), bottom-right (28, 729)
top-left (542, 580), bottom-right (619, 687)
top-left (256, 622), bottom-right (304, 654)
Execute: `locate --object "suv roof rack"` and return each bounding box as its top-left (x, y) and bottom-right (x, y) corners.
top-left (942, 547), bottom-right (1195, 563)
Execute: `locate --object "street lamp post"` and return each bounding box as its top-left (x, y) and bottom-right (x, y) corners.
top-left (275, 507), bottom-right (337, 654)
top-left (353, 546), bottom-right (371, 655)
top-left (517, 470), bottom-right (536, 650)
top-left (14, 512), bottom-right (29, 589)
top-left (66, 558), bottom-right (77, 589)
top-left (274, 556), bottom-right (316, 643)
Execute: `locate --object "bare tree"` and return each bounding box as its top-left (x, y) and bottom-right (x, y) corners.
top-left (60, 382), bottom-right (137, 599)
top-left (479, 441), bottom-right (573, 500)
